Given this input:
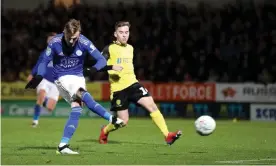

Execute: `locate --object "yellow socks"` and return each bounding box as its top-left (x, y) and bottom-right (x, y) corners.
top-left (103, 123), bottom-right (116, 134)
top-left (150, 110), bottom-right (169, 137)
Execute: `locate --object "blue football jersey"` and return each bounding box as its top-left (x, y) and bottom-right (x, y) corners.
top-left (32, 50), bottom-right (54, 83)
top-left (37, 33), bottom-right (107, 80)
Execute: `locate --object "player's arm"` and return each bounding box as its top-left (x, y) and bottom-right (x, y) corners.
top-left (25, 46), bottom-right (53, 89)
top-left (86, 42), bottom-right (107, 71)
top-left (30, 52), bottom-right (44, 76)
top-left (37, 47), bottom-right (53, 76)
top-left (88, 45), bottom-right (122, 73)
top-left (99, 45), bottom-right (123, 71)
top-left (27, 53), bottom-right (44, 81)
top-left (86, 43), bottom-right (122, 73)
top-left (98, 45), bottom-right (113, 71)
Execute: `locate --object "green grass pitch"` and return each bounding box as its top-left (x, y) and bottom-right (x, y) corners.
top-left (1, 118), bottom-right (276, 165)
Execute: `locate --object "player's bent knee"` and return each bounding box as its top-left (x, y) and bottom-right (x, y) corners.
top-left (144, 102), bottom-right (158, 112)
top-left (117, 109), bottom-right (129, 126)
top-left (123, 119), bottom-right (128, 126)
top-left (37, 90), bottom-right (46, 105)
top-left (121, 117), bottom-right (129, 126)
top-left (75, 88), bottom-right (87, 107)
top-left (47, 105), bottom-right (55, 112)
top-left (47, 104), bottom-right (56, 112)
top-left (139, 97), bottom-right (158, 112)
top-left (48, 108), bottom-right (54, 112)
top-left (76, 87), bottom-right (87, 98)
top-left (143, 101), bottom-right (158, 112)
top-left (46, 99), bottom-right (57, 112)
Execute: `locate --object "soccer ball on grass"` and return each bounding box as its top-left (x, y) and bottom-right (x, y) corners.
top-left (195, 115), bottom-right (216, 136)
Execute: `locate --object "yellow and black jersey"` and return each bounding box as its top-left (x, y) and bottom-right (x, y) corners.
top-left (102, 42), bottom-right (138, 93)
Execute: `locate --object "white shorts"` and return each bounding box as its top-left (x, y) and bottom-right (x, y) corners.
top-left (37, 79), bottom-right (59, 101)
top-left (55, 75), bottom-right (86, 103)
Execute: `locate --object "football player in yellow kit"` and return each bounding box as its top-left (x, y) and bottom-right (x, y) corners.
top-left (98, 21), bottom-right (182, 145)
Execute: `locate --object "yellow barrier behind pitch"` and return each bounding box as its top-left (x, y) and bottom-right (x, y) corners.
top-left (1, 82), bottom-right (102, 100)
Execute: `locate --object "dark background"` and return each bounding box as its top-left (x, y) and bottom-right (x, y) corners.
top-left (2, 0), bottom-right (276, 83)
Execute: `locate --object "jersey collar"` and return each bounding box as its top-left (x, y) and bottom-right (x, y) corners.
top-left (113, 41), bottom-right (127, 47)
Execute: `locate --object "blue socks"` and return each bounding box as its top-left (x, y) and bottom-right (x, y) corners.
top-left (81, 92), bottom-right (111, 121)
top-left (33, 104), bottom-right (41, 121)
top-left (33, 97), bottom-right (49, 122)
top-left (60, 106), bottom-right (82, 145)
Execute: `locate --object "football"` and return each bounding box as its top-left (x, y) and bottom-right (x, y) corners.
top-left (195, 115), bottom-right (216, 136)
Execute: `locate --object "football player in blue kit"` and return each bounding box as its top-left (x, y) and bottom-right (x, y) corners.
top-left (25, 19), bottom-right (124, 154)
top-left (28, 32), bottom-right (60, 127)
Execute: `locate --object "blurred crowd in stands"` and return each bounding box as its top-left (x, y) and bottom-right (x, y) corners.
top-left (2, 0), bottom-right (276, 83)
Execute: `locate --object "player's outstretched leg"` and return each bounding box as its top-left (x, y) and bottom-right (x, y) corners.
top-left (138, 96), bottom-right (182, 145)
top-left (81, 90), bottom-right (125, 143)
top-left (56, 106), bottom-right (82, 155)
top-left (80, 90), bottom-right (123, 124)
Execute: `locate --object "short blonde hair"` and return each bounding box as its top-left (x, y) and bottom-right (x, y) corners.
top-left (64, 19), bottom-right (81, 35)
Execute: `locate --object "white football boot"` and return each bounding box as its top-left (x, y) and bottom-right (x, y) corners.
top-left (31, 120), bottom-right (38, 128)
top-left (56, 144), bottom-right (79, 155)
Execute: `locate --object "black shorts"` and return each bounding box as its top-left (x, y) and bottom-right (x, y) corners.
top-left (110, 82), bottom-right (150, 112)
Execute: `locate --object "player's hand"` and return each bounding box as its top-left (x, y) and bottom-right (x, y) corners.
top-left (111, 116), bottom-right (125, 128)
top-left (27, 74), bottom-right (33, 82)
top-left (25, 75), bottom-right (43, 89)
top-left (112, 65), bottom-right (123, 71)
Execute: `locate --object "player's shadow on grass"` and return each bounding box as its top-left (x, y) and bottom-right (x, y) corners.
top-left (78, 138), bottom-right (162, 145)
top-left (18, 146), bottom-right (57, 151)
top-left (189, 151), bottom-right (207, 154)
top-left (78, 138), bottom-right (121, 144)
